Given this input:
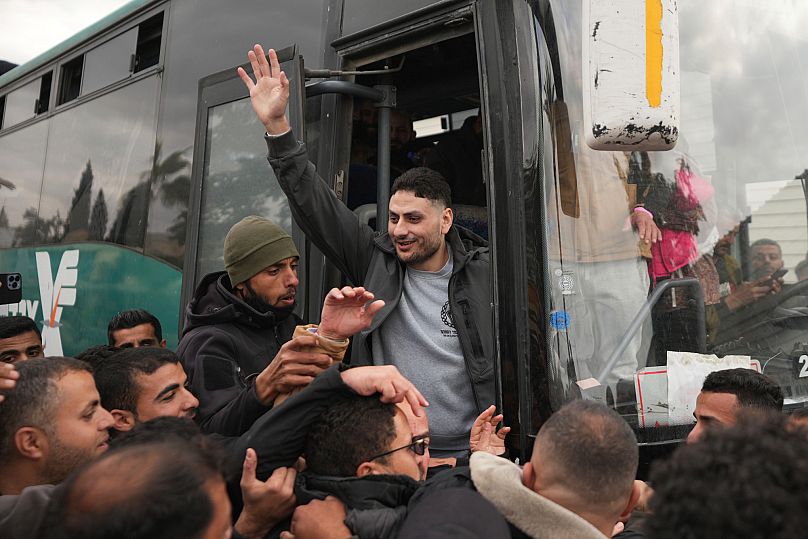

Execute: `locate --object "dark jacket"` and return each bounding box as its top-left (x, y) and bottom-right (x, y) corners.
top-left (232, 365), bottom-right (415, 538)
top-left (0, 485), bottom-right (56, 539)
top-left (177, 271), bottom-right (300, 436)
top-left (266, 131), bottom-right (495, 413)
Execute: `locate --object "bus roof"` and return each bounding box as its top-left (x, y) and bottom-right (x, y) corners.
top-left (0, 0), bottom-right (160, 90)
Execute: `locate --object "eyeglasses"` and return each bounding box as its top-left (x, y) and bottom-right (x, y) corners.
top-left (368, 435), bottom-right (430, 461)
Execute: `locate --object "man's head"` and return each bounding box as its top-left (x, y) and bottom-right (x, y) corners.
top-left (687, 368), bottom-right (783, 443)
top-left (0, 357), bottom-right (113, 493)
top-left (522, 400), bottom-right (639, 535)
top-left (390, 110), bottom-right (415, 150)
top-left (389, 168), bottom-right (453, 270)
top-left (750, 238), bottom-right (783, 279)
top-left (0, 316), bottom-right (44, 364)
top-left (47, 440), bottom-right (232, 539)
top-left (795, 258), bottom-right (808, 281)
top-left (224, 216), bottom-right (300, 311)
top-left (647, 413), bottom-right (808, 538)
top-left (306, 395), bottom-right (427, 481)
top-left (107, 309), bottom-right (165, 348)
top-left (93, 347), bottom-right (198, 432)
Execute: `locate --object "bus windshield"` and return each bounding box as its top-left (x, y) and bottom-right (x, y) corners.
top-left (540, 0), bottom-right (808, 437)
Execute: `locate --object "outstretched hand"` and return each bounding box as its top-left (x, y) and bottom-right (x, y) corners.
top-left (469, 405), bottom-right (510, 456)
top-left (237, 45), bottom-right (291, 135)
top-left (341, 365), bottom-right (429, 418)
top-left (318, 286), bottom-right (385, 341)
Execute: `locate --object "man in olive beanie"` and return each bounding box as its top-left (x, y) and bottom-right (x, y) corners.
top-left (177, 216), bottom-right (371, 437)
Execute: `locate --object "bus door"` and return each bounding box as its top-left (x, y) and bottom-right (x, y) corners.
top-left (181, 47), bottom-right (319, 325)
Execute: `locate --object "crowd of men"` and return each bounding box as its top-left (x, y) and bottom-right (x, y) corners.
top-left (1, 45), bottom-right (807, 539)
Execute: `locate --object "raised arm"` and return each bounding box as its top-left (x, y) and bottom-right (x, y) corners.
top-left (237, 44), bottom-right (291, 135)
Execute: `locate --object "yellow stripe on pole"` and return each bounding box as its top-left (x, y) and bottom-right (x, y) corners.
top-left (646, 0), bottom-right (663, 108)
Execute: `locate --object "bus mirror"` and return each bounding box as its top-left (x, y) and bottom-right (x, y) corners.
top-left (582, 0), bottom-right (680, 151)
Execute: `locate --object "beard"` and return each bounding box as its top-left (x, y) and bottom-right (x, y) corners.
top-left (41, 436), bottom-right (98, 485)
top-left (242, 282), bottom-right (295, 321)
top-left (395, 229), bottom-right (443, 268)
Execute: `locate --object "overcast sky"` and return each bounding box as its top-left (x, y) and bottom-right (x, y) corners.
top-left (0, 0), bottom-right (131, 65)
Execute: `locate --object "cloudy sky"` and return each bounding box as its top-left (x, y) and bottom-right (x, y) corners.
top-left (1, 0), bottom-right (131, 65)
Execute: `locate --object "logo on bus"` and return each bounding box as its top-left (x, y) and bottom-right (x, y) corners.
top-left (0, 249), bottom-right (79, 356)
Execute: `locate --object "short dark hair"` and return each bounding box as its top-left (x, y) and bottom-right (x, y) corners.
top-left (391, 167), bottom-right (452, 209)
top-left (647, 413), bottom-right (808, 538)
top-left (75, 344), bottom-right (119, 367)
top-left (306, 395), bottom-right (398, 477)
top-left (112, 416), bottom-right (204, 449)
top-left (750, 238), bottom-right (781, 253)
top-left (0, 357), bottom-right (92, 460)
top-left (107, 309), bottom-right (163, 345)
top-left (0, 315), bottom-right (41, 340)
top-left (92, 347), bottom-right (179, 414)
top-left (535, 400), bottom-right (638, 505)
top-left (46, 440), bottom-right (222, 539)
top-left (701, 368), bottom-right (783, 411)
top-left (795, 258), bottom-right (808, 278)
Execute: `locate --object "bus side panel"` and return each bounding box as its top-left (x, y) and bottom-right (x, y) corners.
top-left (0, 243), bottom-right (181, 355)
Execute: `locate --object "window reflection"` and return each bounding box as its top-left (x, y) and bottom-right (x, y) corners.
top-left (195, 97), bottom-right (292, 279)
top-left (0, 121), bottom-right (48, 247)
top-left (543, 0), bottom-right (808, 417)
top-left (37, 76), bottom-right (160, 248)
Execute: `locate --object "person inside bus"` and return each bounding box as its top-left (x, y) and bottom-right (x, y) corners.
top-left (238, 45), bottom-right (493, 462)
top-left (0, 316), bottom-right (44, 364)
top-left (0, 357), bottom-right (114, 496)
top-left (795, 257), bottom-right (808, 282)
top-left (425, 113), bottom-right (485, 207)
top-left (176, 215), bottom-right (382, 437)
top-left (107, 309), bottom-right (166, 349)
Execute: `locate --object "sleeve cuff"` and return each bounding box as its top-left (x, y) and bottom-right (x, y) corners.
top-left (265, 129), bottom-right (298, 158)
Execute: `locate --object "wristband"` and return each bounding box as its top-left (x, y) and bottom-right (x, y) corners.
top-left (633, 206), bottom-right (653, 218)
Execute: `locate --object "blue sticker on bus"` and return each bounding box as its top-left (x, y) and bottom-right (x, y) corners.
top-left (550, 310), bottom-right (570, 331)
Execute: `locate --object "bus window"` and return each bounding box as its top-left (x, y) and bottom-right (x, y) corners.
top-left (2, 77), bottom-right (40, 129)
top-left (82, 27), bottom-right (138, 96)
top-left (37, 76), bottom-right (160, 247)
top-left (534, 0), bottom-right (808, 437)
top-left (0, 121), bottom-right (48, 248)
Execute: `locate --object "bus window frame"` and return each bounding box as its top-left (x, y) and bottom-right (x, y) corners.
top-left (180, 45), bottom-right (309, 331)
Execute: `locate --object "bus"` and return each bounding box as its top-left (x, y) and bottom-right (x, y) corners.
top-left (1, 0), bottom-right (807, 463)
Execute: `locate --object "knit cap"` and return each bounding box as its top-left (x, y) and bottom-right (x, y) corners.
top-left (224, 216), bottom-right (299, 287)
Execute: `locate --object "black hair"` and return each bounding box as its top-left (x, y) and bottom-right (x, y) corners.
top-left (0, 315), bottom-right (41, 340)
top-left (647, 413), bottom-right (808, 538)
top-left (112, 416), bottom-right (204, 449)
top-left (391, 167), bottom-right (452, 209)
top-left (701, 368), bottom-right (783, 412)
top-left (795, 258), bottom-right (808, 277)
top-left (107, 309), bottom-right (163, 346)
top-left (45, 440), bottom-right (223, 539)
top-left (305, 394), bottom-right (398, 477)
top-left (92, 347), bottom-right (180, 414)
top-left (0, 357), bottom-right (92, 460)
top-left (535, 399), bottom-right (638, 505)
top-left (74, 344), bottom-right (119, 367)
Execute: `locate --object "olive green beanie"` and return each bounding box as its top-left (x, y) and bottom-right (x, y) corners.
top-left (224, 216), bottom-right (299, 287)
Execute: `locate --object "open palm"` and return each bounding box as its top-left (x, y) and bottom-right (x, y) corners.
top-left (318, 287), bottom-right (385, 340)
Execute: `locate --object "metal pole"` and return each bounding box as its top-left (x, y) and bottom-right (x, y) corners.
top-left (374, 84), bottom-right (396, 232)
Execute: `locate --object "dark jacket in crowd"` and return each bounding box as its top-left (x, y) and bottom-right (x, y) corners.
top-left (177, 271), bottom-right (300, 436)
top-left (0, 485), bottom-right (56, 539)
top-left (266, 131), bottom-right (495, 414)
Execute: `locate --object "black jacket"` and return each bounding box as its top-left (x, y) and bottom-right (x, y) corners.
top-left (266, 131), bottom-right (495, 413)
top-left (233, 366), bottom-right (420, 539)
top-left (177, 271), bottom-right (300, 436)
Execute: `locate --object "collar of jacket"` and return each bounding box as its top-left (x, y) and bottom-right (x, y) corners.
top-left (469, 452), bottom-right (605, 539)
top-left (373, 225), bottom-right (488, 271)
top-left (184, 271), bottom-right (292, 331)
top-left (296, 471), bottom-right (420, 510)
